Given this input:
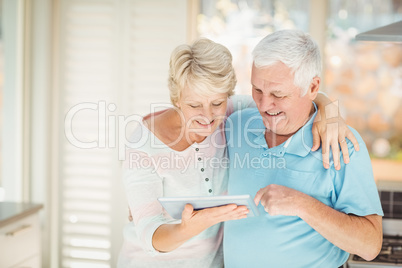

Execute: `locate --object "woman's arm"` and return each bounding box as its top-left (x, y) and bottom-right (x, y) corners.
top-left (152, 204), bottom-right (248, 252)
top-left (226, 95), bottom-right (256, 117)
top-left (123, 149), bottom-right (169, 254)
top-left (124, 149), bottom-right (248, 253)
top-left (313, 92), bottom-right (360, 170)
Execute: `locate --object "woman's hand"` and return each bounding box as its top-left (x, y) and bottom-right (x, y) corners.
top-left (180, 204), bottom-right (248, 238)
top-left (152, 204), bottom-right (248, 252)
top-left (312, 99), bottom-right (359, 170)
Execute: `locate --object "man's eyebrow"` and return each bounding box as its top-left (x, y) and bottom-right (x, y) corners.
top-left (252, 84), bottom-right (266, 89)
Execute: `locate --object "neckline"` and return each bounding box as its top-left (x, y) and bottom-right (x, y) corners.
top-left (140, 115), bottom-right (207, 153)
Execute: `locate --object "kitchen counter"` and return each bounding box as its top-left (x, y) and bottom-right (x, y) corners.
top-left (372, 159), bottom-right (402, 182)
top-left (0, 202), bottom-right (43, 267)
top-left (0, 202), bottom-right (43, 228)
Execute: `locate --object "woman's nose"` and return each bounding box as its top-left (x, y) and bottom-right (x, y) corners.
top-left (202, 107), bottom-right (214, 122)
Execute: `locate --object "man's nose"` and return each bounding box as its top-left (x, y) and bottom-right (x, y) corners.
top-left (259, 94), bottom-right (274, 110)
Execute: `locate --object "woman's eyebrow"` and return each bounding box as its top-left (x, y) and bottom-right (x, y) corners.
top-left (183, 99), bottom-right (201, 103)
top-left (212, 98), bottom-right (227, 102)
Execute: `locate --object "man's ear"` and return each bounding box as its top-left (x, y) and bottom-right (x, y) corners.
top-left (309, 77), bottom-right (320, 100)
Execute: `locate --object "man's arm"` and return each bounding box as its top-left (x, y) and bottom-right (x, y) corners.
top-left (254, 185), bottom-right (383, 261)
top-left (297, 193), bottom-right (382, 260)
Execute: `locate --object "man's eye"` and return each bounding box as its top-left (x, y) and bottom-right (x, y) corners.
top-left (254, 88), bottom-right (262, 93)
top-left (273, 95), bottom-right (284, 99)
top-left (212, 102), bottom-right (223, 107)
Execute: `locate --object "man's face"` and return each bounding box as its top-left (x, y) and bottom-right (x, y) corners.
top-left (251, 62), bottom-right (317, 136)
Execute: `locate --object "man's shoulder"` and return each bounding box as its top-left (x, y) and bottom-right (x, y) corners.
top-left (226, 107), bottom-right (262, 127)
top-left (310, 125), bottom-right (368, 169)
top-left (345, 126), bottom-right (366, 152)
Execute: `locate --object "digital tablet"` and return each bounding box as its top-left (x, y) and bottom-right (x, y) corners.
top-left (158, 194), bottom-right (260, 219)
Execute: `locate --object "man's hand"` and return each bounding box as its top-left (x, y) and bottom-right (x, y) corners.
top-left (254, 184), bottom-right (309, 216)
top-left (254, 184), bottom-right (383, 261)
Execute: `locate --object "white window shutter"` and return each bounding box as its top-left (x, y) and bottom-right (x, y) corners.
top-left (57, 0), bottom-right (188, 267)
top-left (122, 1), bottom-right (188, 115)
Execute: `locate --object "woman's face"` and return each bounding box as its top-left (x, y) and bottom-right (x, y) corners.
top-left (176, 86), bottom-right (228, 139)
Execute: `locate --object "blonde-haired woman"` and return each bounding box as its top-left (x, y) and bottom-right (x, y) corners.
top-left (117, 38), bottom-right (357, 268)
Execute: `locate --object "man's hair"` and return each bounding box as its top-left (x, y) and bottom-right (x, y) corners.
top-left (252, 29), bottom-right (322, 96)
top-left (168, 38), bottom-right (237, 106)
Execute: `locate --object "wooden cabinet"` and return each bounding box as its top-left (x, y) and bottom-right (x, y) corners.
top-left (0, 203), bottom-right (43, 268)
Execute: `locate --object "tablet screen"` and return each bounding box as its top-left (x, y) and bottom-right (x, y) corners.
top-left (158, 194), bottom-right (260, 219)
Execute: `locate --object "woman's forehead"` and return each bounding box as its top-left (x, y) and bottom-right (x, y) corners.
top-left (180, 87), bottom-right (227, 102)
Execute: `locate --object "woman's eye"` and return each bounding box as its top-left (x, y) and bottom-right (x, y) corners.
top-left (254, 88), bottom-right (262, 93)
top-left (212, 102), bottom-right (223, 107)
top-left (189, 105), bottom-right (200, 108)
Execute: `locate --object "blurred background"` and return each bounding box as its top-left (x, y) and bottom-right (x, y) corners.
top-left (0, 0), bottom-right (401, 267)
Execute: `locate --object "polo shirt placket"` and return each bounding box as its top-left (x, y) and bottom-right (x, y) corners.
top-left (195, 147), bottom-right (213, 195)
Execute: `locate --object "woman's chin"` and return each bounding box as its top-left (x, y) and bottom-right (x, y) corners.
top-left (190, 126), bottom-right (218, 138)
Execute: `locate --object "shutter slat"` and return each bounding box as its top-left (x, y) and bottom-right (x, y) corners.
top-left (59, 0), bottom-right (188, 267)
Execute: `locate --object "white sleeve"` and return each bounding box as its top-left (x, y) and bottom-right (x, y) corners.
top-left (122, 149), bottom-right (176, 255)
top-left (226, 95), bottom-right (256, 117)
top-left (318, 91), bottom-right (328, 97)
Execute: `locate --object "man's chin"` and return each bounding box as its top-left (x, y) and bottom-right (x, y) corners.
top-left (264, 125), bottom-right (288, 136)
top-left (262, 122), bottom-right (282, 134)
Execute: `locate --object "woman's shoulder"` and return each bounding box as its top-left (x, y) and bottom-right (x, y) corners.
top-left (126, 118), bottom-right (151, 151)
top-left (127, 109), bottom-right (176, 153)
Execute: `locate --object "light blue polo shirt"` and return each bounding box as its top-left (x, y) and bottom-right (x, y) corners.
top-left (223, 106), bottom-right (383, 268)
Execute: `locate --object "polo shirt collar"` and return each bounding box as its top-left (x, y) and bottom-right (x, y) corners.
top-left (283, 102), bottom-right (317, 157)
top-left (253, 131), bottom-right (268, 147)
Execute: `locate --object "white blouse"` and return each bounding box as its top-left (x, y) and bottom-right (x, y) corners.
top-left (117, 95), bottom-right (254, 268)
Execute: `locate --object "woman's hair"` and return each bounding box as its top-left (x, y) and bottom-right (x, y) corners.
top-left (252, 29), bottom-right (322, 96)
top-left (168, 38), bottom-right (237, 106)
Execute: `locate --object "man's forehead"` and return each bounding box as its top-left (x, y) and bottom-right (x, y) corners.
top-left (251, 75), bottom-right (292, 91)
top-left (252, 63), bottom-right (292, 79)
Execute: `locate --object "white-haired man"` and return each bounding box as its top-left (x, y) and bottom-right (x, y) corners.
top-left (224, 29), bottom-right (383, 267)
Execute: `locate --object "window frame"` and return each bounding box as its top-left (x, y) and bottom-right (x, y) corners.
top-left (1, 0), bottom-right (31, 202)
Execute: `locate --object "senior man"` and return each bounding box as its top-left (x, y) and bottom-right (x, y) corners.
top-left (224, 30), bottom-right (383, 268)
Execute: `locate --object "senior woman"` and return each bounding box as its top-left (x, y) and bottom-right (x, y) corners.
top-left (117, 38), bottom-right (357, 268)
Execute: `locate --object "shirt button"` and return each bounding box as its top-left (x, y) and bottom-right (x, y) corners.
top-left (198, 157), bottom-right (202, 161)
top-left (205, 178), bottom-right (209, 182)
top-left (201, 168), bottom-right (204, 172)
top-left (208, 189), bottom-right (212, 193)
top-left (195, 148), bottom-right (199, 151)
